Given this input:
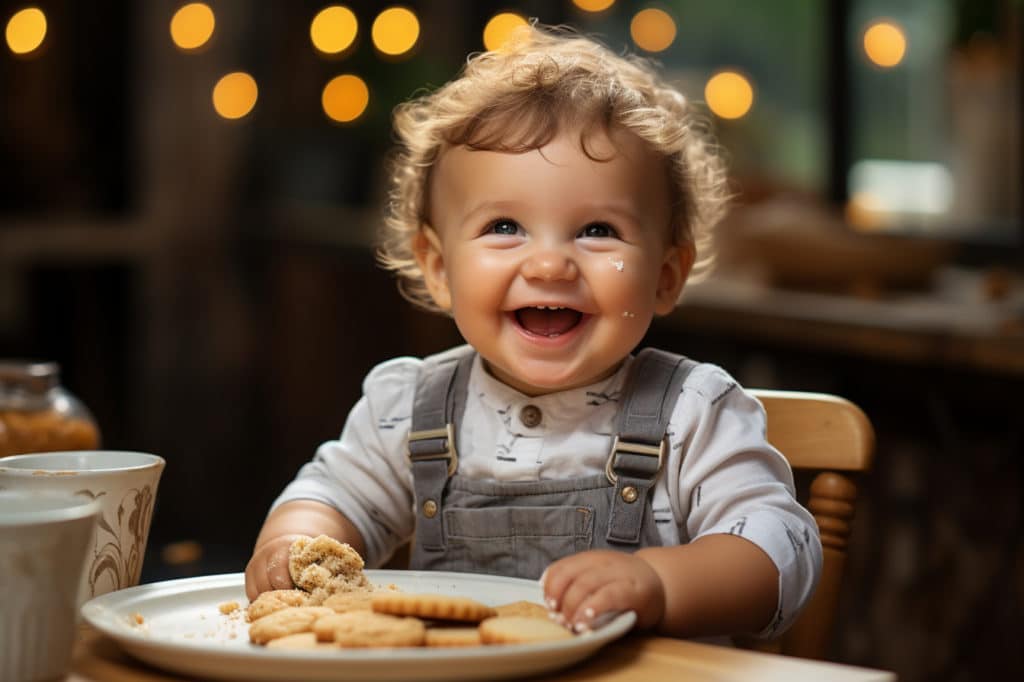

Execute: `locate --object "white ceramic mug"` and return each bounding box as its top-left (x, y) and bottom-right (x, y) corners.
top-left (0, 451), bottom-right (165, 600)
top-left (0, 490), bottom-right (100, 681)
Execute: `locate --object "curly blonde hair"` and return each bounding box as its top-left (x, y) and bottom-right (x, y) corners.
top-left (377, 23), bottom-right (729, 313)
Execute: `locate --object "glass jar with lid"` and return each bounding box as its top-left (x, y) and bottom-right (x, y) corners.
top-left (0, 361), bottom-right (100, 458)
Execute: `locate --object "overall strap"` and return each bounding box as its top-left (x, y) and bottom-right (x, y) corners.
top-left (606, 348), bottom-right (697, 544)
top-left (408, 344), bottom-right (475, 551)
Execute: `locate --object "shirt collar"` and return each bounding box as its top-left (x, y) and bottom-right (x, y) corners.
top-left (469, 353), bottom-right (634, 423)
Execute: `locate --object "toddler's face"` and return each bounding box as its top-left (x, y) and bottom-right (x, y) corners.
top-left (418, 127), bottom-right (691, 396)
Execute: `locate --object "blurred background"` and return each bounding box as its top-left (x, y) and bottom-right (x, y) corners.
top-left (1, 1), bottom-right (1021, 679)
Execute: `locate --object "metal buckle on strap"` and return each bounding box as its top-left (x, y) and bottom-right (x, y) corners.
top-left (408, 423), bottom-right (458, 476)
top-left (605, 435), bottom-right (667, 485)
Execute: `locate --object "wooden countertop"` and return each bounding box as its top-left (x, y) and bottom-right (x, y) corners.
top-left (665, 268), bottom-right (1024, 374)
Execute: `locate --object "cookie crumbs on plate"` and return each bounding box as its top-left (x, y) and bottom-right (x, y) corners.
top-left (218, 600), bottom-right (240, 614)
top-left (206, 602), bottom-right (249, 643)
top-left (128, 612), bottom-right (150, 635)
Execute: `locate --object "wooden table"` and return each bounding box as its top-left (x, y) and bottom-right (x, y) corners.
top-left (67, 623), bottom-right (896, 682)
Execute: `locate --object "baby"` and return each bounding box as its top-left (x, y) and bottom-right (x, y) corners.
top-left (247, 24), bottom-right (821, 640)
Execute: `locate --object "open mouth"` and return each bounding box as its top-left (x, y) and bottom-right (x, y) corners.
top-left (513, 306), bottom-right (584, 338)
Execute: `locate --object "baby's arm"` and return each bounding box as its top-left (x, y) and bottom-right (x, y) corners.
top-left (244, 499), bottom-right (366, 601)
top-left (245, 359), bottom-right (423, 602)
top-left (542, 536), bottom-right (777, 636)
top-left (636, 535), bottom-right (778, 636)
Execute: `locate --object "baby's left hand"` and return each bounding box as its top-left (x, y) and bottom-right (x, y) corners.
top-left (541, 550), bottom-right (665, 633)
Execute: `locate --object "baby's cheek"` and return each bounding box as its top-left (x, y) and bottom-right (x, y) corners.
top-left (601, 250), bottom-right (659, 286)
top-left (602, 274), bottom-right (659, 319)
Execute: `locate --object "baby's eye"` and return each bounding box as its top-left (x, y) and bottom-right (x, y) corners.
top-left (578, 222), bottom-right (618, 239)
top-left (486, 219), bottom-right (521, 236)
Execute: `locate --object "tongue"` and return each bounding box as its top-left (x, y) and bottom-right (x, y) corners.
top-left (516, 308), bottom-right (582, 336)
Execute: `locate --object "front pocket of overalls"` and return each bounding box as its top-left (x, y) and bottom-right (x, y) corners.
top-left (442, 506), bottom-right (595, 580)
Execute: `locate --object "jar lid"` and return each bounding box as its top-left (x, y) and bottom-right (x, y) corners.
top-left (0, 361), bottom-right (61, 393)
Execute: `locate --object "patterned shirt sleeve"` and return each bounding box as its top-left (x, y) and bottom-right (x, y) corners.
top-left (670, 364), bottom-right (823, 639)
top-left (269, 357), bottom-right (421, 568)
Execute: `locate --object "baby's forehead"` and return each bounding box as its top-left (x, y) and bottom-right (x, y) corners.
top-left (426, 127), bottom-right (672, 222)
top-left (437, 123), bottom-right (653, 171)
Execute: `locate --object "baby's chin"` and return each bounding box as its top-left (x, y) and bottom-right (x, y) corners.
top-left (484, 359), bottom-right (621, 397)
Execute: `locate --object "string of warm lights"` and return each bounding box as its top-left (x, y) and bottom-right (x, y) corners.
top-left (4, 3), bottom-right (909, 124)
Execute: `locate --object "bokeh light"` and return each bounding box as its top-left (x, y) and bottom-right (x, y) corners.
top-left (170, 3), bottom-right (215, 51)
top-left (572, 0), bottom-right (616, 12)
top-left (704, 71), bottom-right (754, 120)
top-left (371, 6), bottom-right (419, 57)
top-left (845, 191), bottom-right (885, 231)
top-left (483, 12), bottom-right (529, 51)
top-left (863, 20), bottom-right (906, 68)
top-left (212, 72), bottom-right (258, 120)
top-left (630, 8), bottom-right (676, 52)
top-left (5, 7), bottom-right (47, 55)
top-left (311, 5), bottom-right (358, 55)
top-left (322, 74), bottom-right (370, 123)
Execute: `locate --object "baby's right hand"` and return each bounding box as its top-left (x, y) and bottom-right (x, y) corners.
top-left (244, 534), bottom-right (304, 601)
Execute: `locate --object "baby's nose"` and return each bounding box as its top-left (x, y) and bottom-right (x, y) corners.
top-left (521, 248), bottom-right (579, 281)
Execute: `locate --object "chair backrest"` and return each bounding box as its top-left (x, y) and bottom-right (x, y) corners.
top-left (746, 389), bottom-right (875, 660)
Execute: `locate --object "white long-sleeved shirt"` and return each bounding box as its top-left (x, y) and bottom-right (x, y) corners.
top-left (273, 351), bottom-right (822, 636)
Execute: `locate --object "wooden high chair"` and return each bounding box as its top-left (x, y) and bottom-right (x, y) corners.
top-left (746, 389), bottom-right (875, 660)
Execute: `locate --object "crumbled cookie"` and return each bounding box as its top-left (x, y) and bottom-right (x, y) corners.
top-left (329, 611), bottom-right (426, 648)
top-left (478, 616), bottom-right (573, 644)
top-left (424, 626), bottom-right (483, 647)
top-left (248, 606), bottom-right (334, 644)
top-left (288, 535), bottom-right (370, 604)
top-left (372, 592), bottom-right (496, 623)
top-left (494, 600), bottom-right (549, 619)
top-left (247, 589), bottom-right (310, 622)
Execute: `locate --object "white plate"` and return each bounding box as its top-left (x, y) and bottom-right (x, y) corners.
top-left (81, 571), bottom-right (636, 681)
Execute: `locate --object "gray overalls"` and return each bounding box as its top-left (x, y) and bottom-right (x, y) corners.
top-left (407, 345), bottom-right (696, 580)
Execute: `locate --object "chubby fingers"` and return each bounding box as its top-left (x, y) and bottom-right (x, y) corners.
top-left (542, 550), bottom-right (664, 632)
top-left (244, 540), bottom-right (295, 601)
top-left (541, 551), bottom-right (619, 632)
top-left (244, 555), bottom-right (269, 601)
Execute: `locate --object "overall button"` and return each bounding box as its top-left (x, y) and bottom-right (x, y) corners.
top-left (520, 404), bottom-right (542, 428)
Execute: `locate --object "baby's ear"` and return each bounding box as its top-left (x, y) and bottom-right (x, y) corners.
top-left (653, 242), bottom-right (694, 315)
top-left (413, 225), bottom-right (452, 311)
